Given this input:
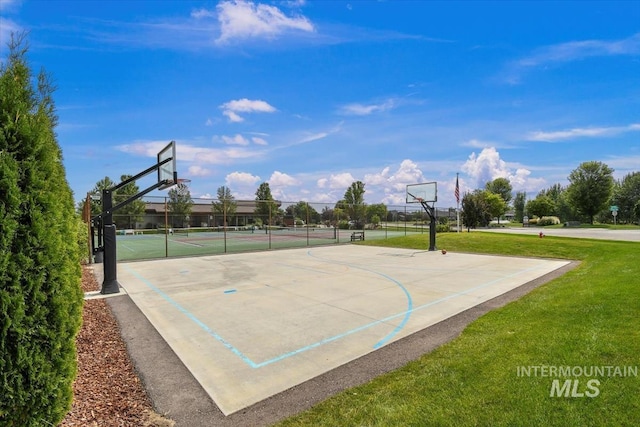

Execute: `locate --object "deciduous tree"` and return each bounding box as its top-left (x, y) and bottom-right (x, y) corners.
top-left (485, 177), bottom-right (513, 205)
top-left (461, 190), bottom-right (491, 230)
top-left (526, 195), bottom-right (556, 218)
top-left (613, 172), bottom-right (640, 223)
top-left (113, 174), bottom-right (146, 229)
top-left (254, 182), bottom-right (279, 224)
top-left (513, 191), bottom-right (526, 223)
top-left (343, 181), bottom-right (366, 227)
top-left (212, 186), bottom-right (237, 226)
top-left (168, 182), bottom-right (193, 228)
top-left (567, 161), bottom-right (614, 224)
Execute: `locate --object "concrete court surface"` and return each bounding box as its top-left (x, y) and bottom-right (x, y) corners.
top-left (117, 245), bottom-right (570, 415)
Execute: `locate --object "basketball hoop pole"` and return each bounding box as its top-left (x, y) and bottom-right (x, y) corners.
top-left (406, 182), bottom-right (438, 251)
top-left (419, 200), bottom-right (437, 251)
top-left (93, 149), bottom-right (178, 294)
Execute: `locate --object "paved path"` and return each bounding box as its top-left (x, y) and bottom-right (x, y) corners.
top-left (475, 227), bottom-right (640, 242)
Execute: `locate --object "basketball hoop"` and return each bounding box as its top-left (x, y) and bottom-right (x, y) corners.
top-left (166, 178), bottom-right (191, 190)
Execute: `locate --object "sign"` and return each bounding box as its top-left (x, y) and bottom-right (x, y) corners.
top-left (610, 205), bottom-right (618, 212)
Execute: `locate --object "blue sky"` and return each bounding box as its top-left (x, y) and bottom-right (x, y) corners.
top-left (2, 0), bottom-right (639, 207)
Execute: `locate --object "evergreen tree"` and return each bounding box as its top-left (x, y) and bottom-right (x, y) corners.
top-left (0, 34), bottom-right (83, 426)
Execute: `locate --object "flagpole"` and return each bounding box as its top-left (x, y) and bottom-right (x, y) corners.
top-left (455, 173), bottom-right (460, 233)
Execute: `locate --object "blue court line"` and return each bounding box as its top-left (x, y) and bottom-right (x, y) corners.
top-left (305, 250), bottom-right (413, 349)
top-left (123, 265), bottom-right (259, 368)
top-left (122, 259), bottom-right (553, 369)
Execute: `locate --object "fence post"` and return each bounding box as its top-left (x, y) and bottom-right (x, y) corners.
top-left (223, 199), bottom-right (227, 253)
top-left (268, 202), bottom-right (272, 249)
top-left (164, 197), bottom-right (168, 257)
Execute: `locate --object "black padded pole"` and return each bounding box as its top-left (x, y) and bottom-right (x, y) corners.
top-left (101, 189), bottom-right (120, 294)
top-left (101, 224), bottom-right (120, 294)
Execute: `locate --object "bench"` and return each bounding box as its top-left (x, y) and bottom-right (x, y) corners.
top-left (350, 231), bottom-right (365, 242)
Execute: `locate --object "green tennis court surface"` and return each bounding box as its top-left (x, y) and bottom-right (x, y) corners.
top-left (115, 228), bottom-right (422, 260)
top-left (113, 245), bottom-right (569, 415)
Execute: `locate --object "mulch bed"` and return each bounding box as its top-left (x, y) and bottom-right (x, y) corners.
top-left (60, 266), bottom-right (174, 427)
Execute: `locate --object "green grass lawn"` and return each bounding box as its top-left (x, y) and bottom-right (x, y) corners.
top-left (278, 233), bottom-right (640, 426)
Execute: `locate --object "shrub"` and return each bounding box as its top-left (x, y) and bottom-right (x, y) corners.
top-left (0, 35), bottom-right (83, 426)
top-left (76, 216), bottom-right (90, 264)
top-left (528, 217), bottom-right (539, 225)
top-left (436, 223), bottom-right (450, 233)
top-left (537, 216), bottom-right (561, 226)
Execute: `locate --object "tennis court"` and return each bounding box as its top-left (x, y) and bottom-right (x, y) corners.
top-left (114, 244), bottom-right (570, 415)
top-left (115, 226), bottom-right (424, 260)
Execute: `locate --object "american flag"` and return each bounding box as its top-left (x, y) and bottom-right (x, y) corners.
top-left (455, 174), bottom-right (460, 205)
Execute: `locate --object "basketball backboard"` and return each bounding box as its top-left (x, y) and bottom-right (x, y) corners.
top-left (406, 182), bottom-right (437, 204)
top-left (158, 141), bottom-right (177, 190)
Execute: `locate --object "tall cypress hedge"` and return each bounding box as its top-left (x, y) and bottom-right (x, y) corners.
top-left (0, 36), bottom-right (83, 425)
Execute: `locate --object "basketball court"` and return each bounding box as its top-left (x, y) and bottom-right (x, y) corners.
top-left (114, 244), bottom-right (570, 415)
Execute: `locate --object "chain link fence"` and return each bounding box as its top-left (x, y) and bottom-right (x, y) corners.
top-left (87, 195), bottom-right (456, 261)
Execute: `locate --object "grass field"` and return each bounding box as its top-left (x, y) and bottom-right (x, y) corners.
top-left (278, 232), bottom-right (640, 426)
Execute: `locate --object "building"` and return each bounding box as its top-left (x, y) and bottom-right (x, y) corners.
top-left (138, 200), bottom-right (282, 229)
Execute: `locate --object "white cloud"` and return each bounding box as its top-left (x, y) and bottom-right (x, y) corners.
top-left (461, 147), bottom-right (545, 192)
top-left (223, 110), bottom-right (244, 123)
top-left (0, 17), bottom-right (21, 48)
top-left (252, 136), bottom-right (268, 145)
top-left (520, 33), bottom-right (640, 67)
top-left (116, 140), bottom-right (266, 164)
top-left (316, 172), bottom-right (355, 190)
top-left (226, 171), bottom-right (261, 186)
top-left (0, 1), bottom-right (21, 13)
top-left (462, 147), bottom-right (509, 187)
top-left (205, 118), bottom-right (213, 126)
top-left (382, 159), bottom-right (426, 191)
top-left (188, 165), bottom-right (212, 177)
top-left (222, 134), bottom-right (250, 145)
top-left (527, 123), bottom-right (640, 142)
top-left (339, 98), bottom-right (397, 116)
top-left (220, 98), bottom-right (276, 122)
top-left (269, 171), bottom-right (298, 186)
top-left (505, 32), bottom-right (640, 83)
top-left (214, 0), bottom-right (315, 44)
top-left (364, 166), bottom-right (390, 185)
top-left (462, 139), bottom-right (493, 148)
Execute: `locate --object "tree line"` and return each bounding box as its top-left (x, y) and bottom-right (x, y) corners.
top-left (85, 178), bottom-right (389, 230)
top-left (462, 161), bottom-right (639, 229)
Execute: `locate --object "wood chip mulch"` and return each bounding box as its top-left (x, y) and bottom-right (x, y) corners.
top-left (60, 266), bottom-right (174, 427)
